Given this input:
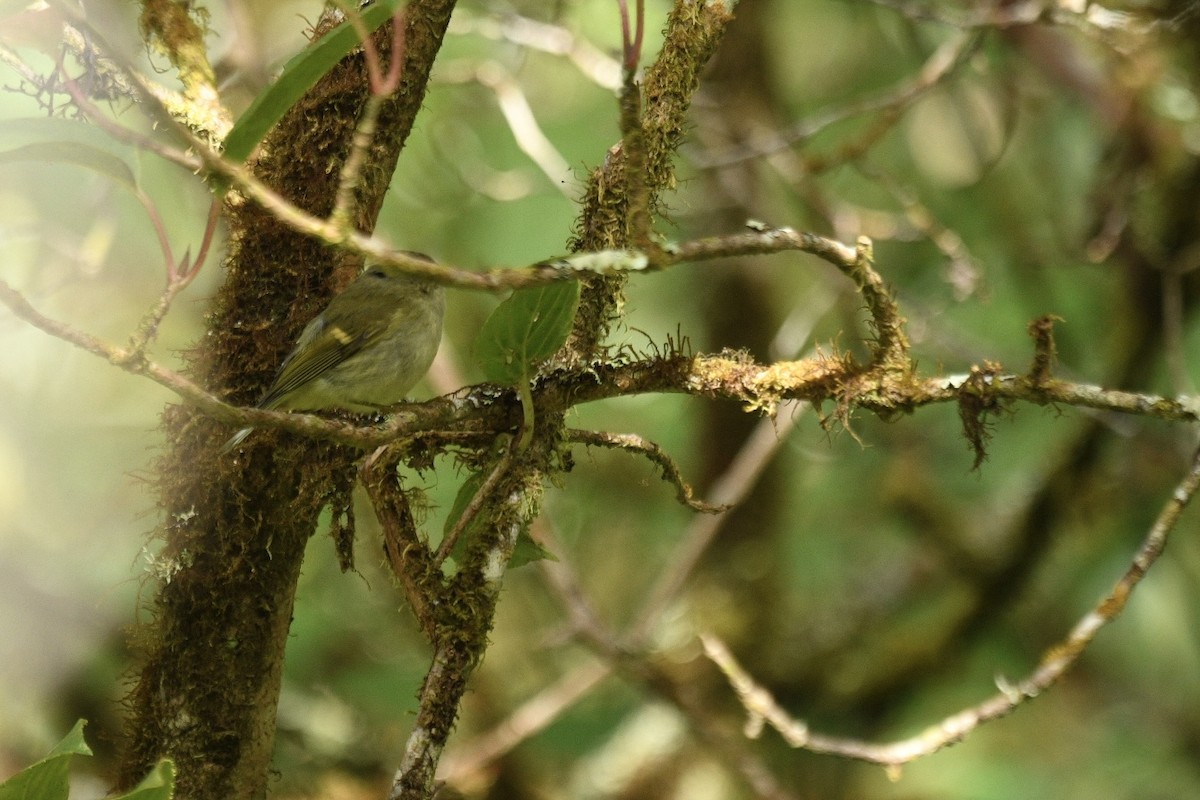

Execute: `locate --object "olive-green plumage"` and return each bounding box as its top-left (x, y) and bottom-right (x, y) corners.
top-left (221, 258), bottom-right (445, 452)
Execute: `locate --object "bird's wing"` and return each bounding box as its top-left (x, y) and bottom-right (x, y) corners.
top-left (257, 315), bottom-right (390, 409)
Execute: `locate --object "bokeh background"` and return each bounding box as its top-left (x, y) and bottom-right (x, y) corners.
top-left (2, 1), bottom-right (1200, 798)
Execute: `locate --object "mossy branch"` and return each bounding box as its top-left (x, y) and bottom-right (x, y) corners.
top-left (6, 272), bottom-right (1199, 455)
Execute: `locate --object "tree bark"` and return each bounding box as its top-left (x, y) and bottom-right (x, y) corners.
top-left (115, 5), bottom-right (458, 798)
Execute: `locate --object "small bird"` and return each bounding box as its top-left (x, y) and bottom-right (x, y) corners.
top-left (221, 257), bottom-right (445, 453)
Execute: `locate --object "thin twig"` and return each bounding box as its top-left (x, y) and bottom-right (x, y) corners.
top-left (329, 7), bottom-right (407, 232)
top-left (693, 31), bottom-right (979, 170)
top-left (434, 446), bottom-right (516, 566)
top-left (630, 402), bottom-right (809, 643)
top-left (0, 41), bottom-right (48, 87)
top-left (535, 522), bottom-right (798, 800)
top-left (438, 661), bottom-right (614, 788)
top-left (567, 429), bottom-right (727, 513)
top-left (473, 62), bottom-right (578, 196)
top-left (330, 93), bottom-right (386, 233)
top-left (855, 160), bottom-right (981, 300)
top-left (0, 277), bottom-right (235, 421)
top-left (450, 11), bottom-right (621, 89)
top-left (703, 443), bottom-right (1200, 768)
top-left (334, 1), bottom-right (406, 94)
top-left (615, 0), bottom-right (645, 74)
top-left (128, 197), bottom-right (222, 358)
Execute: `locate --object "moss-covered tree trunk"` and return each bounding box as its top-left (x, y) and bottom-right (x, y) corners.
top-left (115, 5), bottom-right (457, 798)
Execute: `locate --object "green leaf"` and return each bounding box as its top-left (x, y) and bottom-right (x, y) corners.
top-left (510, 527), bottom-right (555, 568)
top-left (443, 470), bottom-right (553, 568)
top-left (0, 720), bottom-right (92, 800)
top-left (0, 141), bottom-right (138, 190)
top-left (112, 760), bottom-right (175, 800)
top-left (474, 281), bottom-right (581, 386)
top-left (444, 469), bottom-right (487, 543)
top-left (221, 0), bottom-right (401, 168)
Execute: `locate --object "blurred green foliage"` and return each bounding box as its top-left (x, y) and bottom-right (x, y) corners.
top-left (2, 0), bottom-right (1199, 798)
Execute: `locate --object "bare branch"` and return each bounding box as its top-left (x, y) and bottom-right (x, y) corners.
top-left (361, 453), bottom-right (441, 639)
top-left (536, 524), bottom-right (799, 800)
top-left (329, 5), bottom-right (408, 232)
top-left (439, 661), bottom-right (614, 788)
top-left (630, 402), bottom-right (810, 643)
top-left (0, 277), bottom-right (236, 421)
top-left (7, 261), bottom-right (1198, 454)
top-left (567, 429), bottom-right (727, 513)
top-left (693, 30), bottom-right (980, 170)
top-left (450, 11), bottom-right (622, 89)
top-left (127, 198), bottom-right (223, 360)
top-left (472, 61), bottom-right (579, 196)
top-left (704, 444), bottom-right (1200, 768)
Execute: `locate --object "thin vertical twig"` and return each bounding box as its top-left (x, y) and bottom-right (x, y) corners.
top-left (330, 7), bottom-right (408, 232)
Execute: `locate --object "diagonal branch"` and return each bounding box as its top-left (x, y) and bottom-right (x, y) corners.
top-left (703, 443), bottom-right (1200, 768)
top-left (388, 459), bottom-right (544, 800)
top-left (361, 454), bottom-right (443, 639)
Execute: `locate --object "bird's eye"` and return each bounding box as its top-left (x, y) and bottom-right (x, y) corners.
top-left (366, 268), bottom-right (386, 279)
